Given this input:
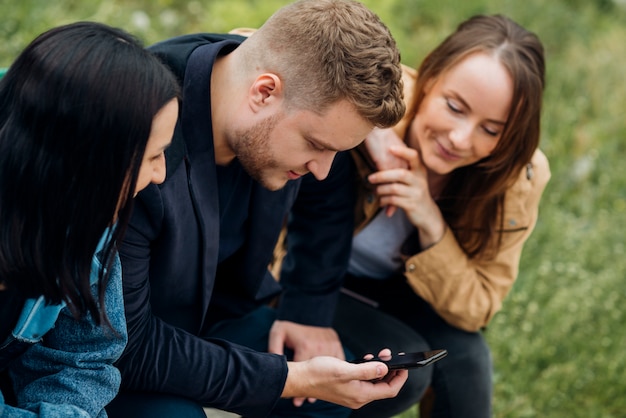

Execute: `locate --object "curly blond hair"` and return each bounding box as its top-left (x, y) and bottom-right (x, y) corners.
top-left (238, 0), bottom-right (405, 128)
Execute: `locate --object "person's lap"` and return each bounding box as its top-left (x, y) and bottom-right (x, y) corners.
top-left (107, 278), bottom-right (492, 418)
top-left (207, 305), bottom-right (352, 418)
top-left (333, 292), bottom-right (432, 418)
top-left (400, 307), bottom-right (493, 418)
top-left (341, 274), bottom-right (493, 418)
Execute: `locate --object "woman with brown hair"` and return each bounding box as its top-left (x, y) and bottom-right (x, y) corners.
top-left (332, 13), bottom-right (550, 417)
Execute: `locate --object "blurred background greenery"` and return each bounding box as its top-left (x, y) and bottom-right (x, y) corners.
top-left (2, 0), bottom-right (625, 417)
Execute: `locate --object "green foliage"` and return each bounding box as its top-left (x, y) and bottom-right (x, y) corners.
top-left (2, 1), bottom-right (625, 417)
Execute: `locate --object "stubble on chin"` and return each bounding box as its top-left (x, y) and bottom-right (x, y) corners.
top-left (231, 115), bottom-right (282, 190)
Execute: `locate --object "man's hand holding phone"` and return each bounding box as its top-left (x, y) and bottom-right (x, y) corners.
top-left (282, 349), bottom-right (409, 410)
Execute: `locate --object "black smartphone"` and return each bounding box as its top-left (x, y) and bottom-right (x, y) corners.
top-left (351, 349), bottom-right (448, 370)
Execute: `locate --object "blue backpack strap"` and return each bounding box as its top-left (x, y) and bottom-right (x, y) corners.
top-left (10, 227), bottom-right (114, 342)
top-left (10, 297), bottom-right (65, 343)
top-left (0, 296), bottom-right (64, 369)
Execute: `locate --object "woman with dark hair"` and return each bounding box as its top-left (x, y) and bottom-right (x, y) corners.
top-left (0, 21), bottom-right (179, 417)
top-left (330, 14), bottom-right (550, 418)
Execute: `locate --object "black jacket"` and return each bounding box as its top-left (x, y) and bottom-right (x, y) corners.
top-left (115, 34), bottom-right (355, 417)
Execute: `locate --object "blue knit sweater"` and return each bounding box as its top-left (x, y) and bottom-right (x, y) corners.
top-left (0, 233), bottom-right (127, 417)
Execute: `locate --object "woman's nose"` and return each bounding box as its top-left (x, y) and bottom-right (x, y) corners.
top-left (449, 123), bottom-right (473, 149)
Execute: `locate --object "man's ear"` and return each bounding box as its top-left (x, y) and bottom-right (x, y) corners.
top-left (248, 73), bottom-right (283, 112)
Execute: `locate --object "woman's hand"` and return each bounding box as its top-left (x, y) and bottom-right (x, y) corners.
top-left (364, 127), bottom-right (411, 216)
top-left (365, 127), bottom-right (409, 172)
top-left (367, 146), bottom-right (446, 249)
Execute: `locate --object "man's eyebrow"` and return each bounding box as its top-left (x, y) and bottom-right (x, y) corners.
top-left (306, 135), bottom-right (341, 152)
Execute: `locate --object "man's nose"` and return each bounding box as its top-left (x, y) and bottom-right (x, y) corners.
top-left (307, 151), bottom-right (337, 181)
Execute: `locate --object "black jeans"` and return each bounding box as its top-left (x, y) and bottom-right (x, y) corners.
top-left (336, 274), bottom-right (493, 418)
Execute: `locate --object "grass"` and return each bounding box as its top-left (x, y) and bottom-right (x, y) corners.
top-left (2, 1), bottom-right (626, 417)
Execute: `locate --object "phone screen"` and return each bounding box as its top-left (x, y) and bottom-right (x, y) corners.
top-left (351, 349), bottom-right (448, 370)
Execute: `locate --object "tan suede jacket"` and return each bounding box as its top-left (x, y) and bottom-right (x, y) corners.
top-left (351, 66), bottom-right (551, 332)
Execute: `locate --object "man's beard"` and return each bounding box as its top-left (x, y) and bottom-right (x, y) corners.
top-left (231, 114), bottom-right (282, 190)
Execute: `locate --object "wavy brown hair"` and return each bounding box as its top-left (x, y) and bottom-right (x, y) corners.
top-left (406, 14), bottom-right (545, 258)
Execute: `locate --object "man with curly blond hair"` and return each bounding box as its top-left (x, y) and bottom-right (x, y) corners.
top-left (107, 1), bottom-right (407, 418)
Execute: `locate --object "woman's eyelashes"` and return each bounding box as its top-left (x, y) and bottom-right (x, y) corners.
top-left (446, 98), bottom-right (463, 114)
top-left (483, 125), bottom-right (500, 137)
top-left (446, 97), bottom-right (502, 138)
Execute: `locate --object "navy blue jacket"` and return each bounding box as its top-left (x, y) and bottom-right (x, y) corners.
top-left (115, 34), bottom-right (355, 417)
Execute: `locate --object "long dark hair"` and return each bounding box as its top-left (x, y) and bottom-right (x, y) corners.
top-left (407, 14), bottom-right (545, 258)
top-left (0, 22), bottom-right (179, 323)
